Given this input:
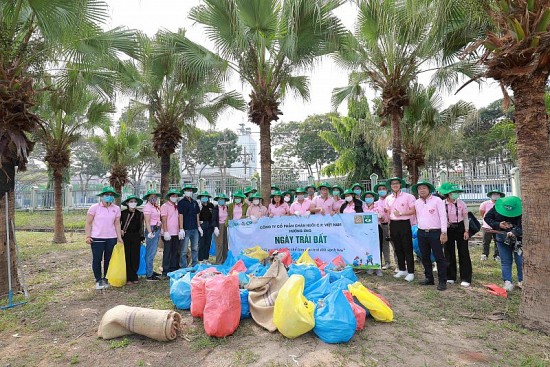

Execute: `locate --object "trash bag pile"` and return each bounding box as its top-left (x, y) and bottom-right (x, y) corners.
top-left (168, 246), bottom-right (393, 342)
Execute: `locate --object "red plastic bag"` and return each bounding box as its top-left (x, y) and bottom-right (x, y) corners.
top-left (203, 275), bottom-right (241, 337)
top-left (331, 255), bottom-right (346, 267)
top-left (270, 248), bottom-right (292, 266)
top-left (190, 268), bottom-right (220, 318)
top-left (314, 257), bottom-right (328, 270)
top-left (343, 290), bottom-right (366, 330)
top-left (229, 259), bottom-right (247, 274)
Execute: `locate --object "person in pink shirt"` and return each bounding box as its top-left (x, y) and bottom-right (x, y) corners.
top-left (290, 187), bottom-right (312, 217)
top-left (374, 181), bottom-right (392, 270)
top-left (410, 181), bottom-right (448, 291)
top-left (340, 189), bottom-right (363, 213)
top-left (213, 193), bottom-right (230, 264)
top-left (268, 190), bottom-right (290, 217)
top-left (479, 190), bottom-right (505, 261)
top-left (227, 190), bottom-right (248, 222)
top-left (161, 189), bottom-right (182, 277)
top-left (142, 189), bottom-right (162, 281)
top-left (384, 177), bottom-right (416, 282)
top-left (363, 191), bottom-right (383, 277)
top-left (246, 192), bottom-right (268, 221)
top-left (438, 182), bottom-right (471, 287)
top-left (311, 182), bottom-right (335, 215)
top-left (331, 185), bottom-right (345, 213)
top-left (85, 186), bottom-right (123, 290)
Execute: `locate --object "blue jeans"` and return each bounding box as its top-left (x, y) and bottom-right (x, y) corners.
top-left (497, 240), bottom-right (523, 282)
top-left (145, 227), bottom-right (161, 277)
top-left (91, 238), bottom-right (117, 281)
top-left (180, 229), bottom-right (199, 267)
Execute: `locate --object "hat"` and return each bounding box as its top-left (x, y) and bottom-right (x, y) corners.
top-left (343, 189), bottom-right (355, 196)
top-left (232, 190), bottom-right (246, 199)
top-left (411, 181), bottom-right (435, 196)
top-left (495, 196), bottom-right (522, 217)
top-left (350, 183), bottom-right (364, 192)
top-left (96, 186), bottom-right (121, 198)
top-left (271, 185), bottom-right (280, 191)
top-left (487, 190), bottom-right (505, 198)
top-left (387, 177), bottom-right (406, 187)
top-left (305, 184), bottom-right (316, 191)
top-left (362, 191), bottom-right (379, 201)
top-left (214, 193), bottom-right (230, 201)
top-left (270, 190), bottom-right (284, 198)
top-left (181, 184), bottom-right (198, 193)
top-left (250, 192), bottom-right (263, 200)
top-left (197, 190), bottom-right (212, 198)
top-left (295, 187), bottom-right (307, 194)
top-left (121, 195), bottom-right (143, 206)
top-left (318, 182), bottom-right (331, 190)
top-left (438, 182), bottom-right (463, 195)
top-left (142, 189), bottom-right (161, 200)
top-left (374, 181), bottom-right (388, 192)
top-left (244, 186), bottom-right (257, 195)
top-left (282, 190), bottom-right (294, 203)
top-left (165, 188), bottom-right (181, 199)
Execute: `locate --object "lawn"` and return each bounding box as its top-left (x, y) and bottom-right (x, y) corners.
top-left (0, 232), bottom-right (549, 367)
top-left (14, 210), bottom-right (87, 230)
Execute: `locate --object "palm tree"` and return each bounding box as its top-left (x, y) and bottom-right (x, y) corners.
top-left (123, 30), bottom-right (244, 197)
top-left (0, 0), bottom-right (137, 296)
top-left (190, 0), bottom-right (345, 199)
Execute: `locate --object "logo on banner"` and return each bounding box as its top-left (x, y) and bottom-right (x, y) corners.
top-left (354, 215), bottom-right (373, 224)
top-left (228, 219), bottom-right (253, 228)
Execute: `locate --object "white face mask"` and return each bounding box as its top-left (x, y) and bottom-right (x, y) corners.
top-left (491, 194), bottom-right (500, 201)
top-left (128, 202), bottom-right (137, 209)
top-left (184, 191), bottom-right (193, 197)
top-left (284, 196), bottom-right (291, 202)
top-left (253, 199), bottom-right (260, 205)
top-left (170, 196), bottom-right (178, 203)
top-left (345, 196), bottom-right (353, 202)
top-left (297, 194), bottom-right (305, 200)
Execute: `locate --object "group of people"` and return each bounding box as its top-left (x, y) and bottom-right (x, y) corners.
top-left (84, 178), bottom-right (523, 293)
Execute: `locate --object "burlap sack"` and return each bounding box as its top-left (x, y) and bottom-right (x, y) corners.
top-left (246, 258), bottom-right (289, 332)
top-left (98, 305), bottom-right (182, 341)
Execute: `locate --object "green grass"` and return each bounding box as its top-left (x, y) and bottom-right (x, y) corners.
top-left (109, 337), bottom-right (131, 349)
top-left (15, 210), bottom-right (87, 230)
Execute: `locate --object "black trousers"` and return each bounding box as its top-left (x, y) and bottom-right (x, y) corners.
top-left (418, 229), bottom-right (447, 284)
top-left (162, 235), bottom-right (181, 275)
top-left (482, 231), bottom-right (499, 258)
top-left (445, 222), bottom-right (472, 283)
top-left (389, 219), bottom-right (414, 273)
top-left (198, 224), bottom-right (214, 261)
top-left (122, 234), bottom-right (141, 282)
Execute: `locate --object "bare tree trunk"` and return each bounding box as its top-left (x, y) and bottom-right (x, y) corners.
top-left (259, 118), bottom-right (272, 200)
top-left (410, 161), bottom-right (419, 186)
top-left (391, 112), bottom-right (403, 177)
top-left (0, 161), bottom-right (18, 297)
top-left (52, 170), bottom-right (67, 244)
top-left (160, 153), bottom-right (170, 198)
top-left (513, 73), bottom-right (550, 334)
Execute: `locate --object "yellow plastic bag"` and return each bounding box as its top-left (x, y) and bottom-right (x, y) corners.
top-left (296, 248), bottom-right (317, 266)
top-left (348, 281), bottom-right (393, 322)
top-left (106, 243), bottom-right (126, 287)
top-left (243, 245), bottom-right (269, 261)
top-left (273, 274), bottom-right (315, 338)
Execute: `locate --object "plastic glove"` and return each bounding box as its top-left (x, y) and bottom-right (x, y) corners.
top-left (295, 211), bottom-right (301, 216)
top-left (178, 229), bottom-right (185, 240)
top-left (147, 232), bottom-right (155, 239)
top-left (304, 211), bottom-right (311, 218)
top-left (198, 227), bottom-right (204, 237)
top-left (214, 227), bottom-right (220, 237)
top-left (250, 215), bottom-right (258, 223)
top-left (163, 232), bottom-right (171, 241)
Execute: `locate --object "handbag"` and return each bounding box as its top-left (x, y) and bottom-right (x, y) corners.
top-left (468, 212), bottom-right (481, 237)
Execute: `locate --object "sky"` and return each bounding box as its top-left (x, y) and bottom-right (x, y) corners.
top-left (105, 0), bottom-right (504, 134)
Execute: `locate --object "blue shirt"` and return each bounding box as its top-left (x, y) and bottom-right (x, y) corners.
top-left (178, 197), bottom-right (200, 230)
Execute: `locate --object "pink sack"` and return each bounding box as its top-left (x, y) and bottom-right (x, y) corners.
top-left (229, 260), bottom-right (247, 274)
top-left (203, 275), bottom-right (241, 337)
top-left (331, 255), bottom-right (346, 267)
top-left (190, 268), bottom-right (220, 318)
top-left (343, 290), bottom-right (367, 330)
top-left (270, 248), bottom-right (292, 267)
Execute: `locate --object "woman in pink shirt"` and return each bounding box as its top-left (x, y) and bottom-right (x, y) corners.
top-left (246, 192), bottom-right (268, 221)
top-left (213, 193), bottom-right (230, 264)
top-left (363, 191), bottom-right (383, 277)
top-left (479, 190), bottom-right (505, 261)
top-left (85, 186), bottom-right (123, 290)
top-left (268, 190), bottom-right (290, 217)
top-left (331, 185), bottom-right (345, 213)
top-left (142, 189), bottom-right (162, 281)
top-left (290, 187), bottom-right (312, 217)
top-left (161, 189), bottom-right (182, 277)
top-left (340, 189), bottom-right (364, 213)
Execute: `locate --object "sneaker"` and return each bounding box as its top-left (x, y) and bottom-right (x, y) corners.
top-left (404, 273), bottom-right (415, 282)
top-left (95, 280), bottom-right (105, 290)
top-left (153, 271), bottom-right (161, 277)
top-left (367, 269), bottom-right (374, 275)
top-left (102, 279), bottom-right (110, 288)
top-left (480, 254), bottom-right (487, 261)
top-left (381, 264), bottom-right (390, 270)
top-left (394, 267), bottom-right (400, 273)
top-left (394, 270), bottom-right (408, 278)
top-left (437, 283), bottom-right (447, 291)
top-left (447, 280), bottom-right (455, 284)
top-left (503, 281), bottom-right (514, 291)
top-left (421, 279), bottom-right (435, 286)
top-left (517, 281), bottom-right (523, 289)
top-left (460, 281), bottom-right (470, 288)
top-left (376, 269), bottom-right (383, 277)
top-left (432, 265), bottom-right (438, 273)
top-left (147, 275), bottom-right (160, 281)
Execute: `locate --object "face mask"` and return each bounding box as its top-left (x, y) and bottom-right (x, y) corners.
top-left (297, 194), bottom-right (304, 200)
top-left (184, 191), bottom-right (193, 197)
top-left (332, 190), bottom-right (340, 197)
top-left (201, 197), bottom-right (209, 203)
top-left (345, 196), bottom-right (353, 202)
top-left (308, 191), bottom-right (314, 196)
top-left (365, 197), bottom-right (374, 205)
top-left (284, 196), bottom-right (291, 202)
top-left (148, 197), bottom-right (158, 204)
top-left (128, 201), bottom-right (137, 209)
top-left (354, 189), bottom-right (362, 196)
top-left (450, 193), bottom-right (460, 200)
top-left (170, 196), bottom-right (178, 203)
top-left (491, 194), bottom-right (500, 201)
top-left (218, 200), bottom-right (226, 206)
top-left (234, 198), bottom-right (242, 204)
top-left (253, 199), bottom-right (260, 205)
top-left (103, 195), bottom-right (114, 203)
top-left (378, 190), bottom-right (387, 197)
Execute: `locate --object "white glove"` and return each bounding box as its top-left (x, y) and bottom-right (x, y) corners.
top-left (250, 215), bottom-right (258, 223)
top-left (304, 211), bottom-right (311, 218)
top-left (178, 229), bottom-right (185, 240)
top-left (163, 232), bottom-right (171, 241)
top-left (198, 227), bottom-right (203, 237)
top-left (214, 227), bottom-right (220, 237)
top-left (147, 232), bottom-right (155, 239)
top-left (295, 211), bottom-right (301, 216)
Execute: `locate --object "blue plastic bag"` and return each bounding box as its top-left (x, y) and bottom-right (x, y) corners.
top-left (137, 244), bottom-right (146, 276)
top-left (247, 262), bottom-right (268, 277)
top-left (237, 254), bottom-right (260, 268)
top-left (412, 225), bottom-right (436, 262)
top-left (170, 273), bottom-right (192, 310)
top-left (325, 266), bottom-right (358, 283)
top-left (288, 264), bottom-right (322, 289)
top-left (238, 272), bottom-right (250, 287)
top-left (328, 277), bottom-right (354, 293)
top-left (168, 266), bottom-right (197, 287)
top-left (209, 237), bottom-right (216, 256)
top-left (223, 251), bottom-right (237, 268)
top-left (304, 275), bottom-right (331, 303)
top-left (313, 290), bottom-right (357, 343)
top-left (240, 289), bottom-right (251, 319)
top-left (290, 251), bottom-right (302, 263)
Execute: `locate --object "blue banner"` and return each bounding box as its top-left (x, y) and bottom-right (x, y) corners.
top-left (228, 214), bottom-right (381, 269)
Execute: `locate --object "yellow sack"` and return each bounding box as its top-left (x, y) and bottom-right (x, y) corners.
top-left (243, 245), bottom-right (269, 261)
top-left (106, 243), bottom-right (126, 287)
top-left (348, 282), bottom-right (393, 322)
top-left (273, 274), bottom-right (315, 338)
top-left (296, 248), bottom-right (316, 266)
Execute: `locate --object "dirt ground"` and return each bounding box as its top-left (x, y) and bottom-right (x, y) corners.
top-left (1, 232), bottom-right (549, 367)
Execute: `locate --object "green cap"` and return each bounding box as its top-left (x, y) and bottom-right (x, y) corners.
top-left (214, 193), bottom-right (230, 201)
top-left (121, 195), bottom-right (143, 206)
top-left (244, 186), bottom-right (257, 195)
top-left (387, 177), bottom-right (406, 188)
top-left (438, 182), bottom-right (463, 195)
top-left (487, 190), bottom-right (505, 198)
top-left (197, 190), bottom-right (212, 198)
top-left (343, 189), bottom-right (355, 196)
top-left (362, 190), bottom-right (379, 201)
top-left (295, 187), bottom-right (307, 194)
top-left (271, 185), bottom-right (280, 191)
top-left (233, 190), bottom-right (246, 199)
top-left (181, 184), bottom-right (198, 193)
top-left (411, 181), bottom-right (435, 196)
top-left (495, 196), bottom-right (522, 217)
top-left (250, 192), bottom-right (263, 200)
top-left (270, 190), bottom-right (284, 198)
top-left (305, 184), bottom-right (316, 191)
top-left (142, 189), bottom-right (161, 200)
top-left (350, 183), bottom-right (364, 192)
top-left (96, 186), bottom-right (121, 198)
top-left (318, 182), bottom-right (331, 190)
top-left (374, 182), bottom-right (388, 192)
top-left (165, 189), bottom-right (181, 199)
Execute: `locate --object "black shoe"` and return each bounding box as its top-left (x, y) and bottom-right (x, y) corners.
top-left (146, 275), bottom-right (160, 281)
top-left (437, 283), bottom-right (447, 291)
top-left (421, 279), bottom-right (435, 285)
top-left (152, 271), bottom-right (161, 277)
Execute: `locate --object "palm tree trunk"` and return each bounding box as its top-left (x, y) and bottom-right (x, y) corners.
top-left (0, 161), bottom-right (18, 297)
top-left (52, 170), bottom-right (67, 244)
top-left (391, 112), bottom-right (403, 177)
top-left (512, 72), bottom-right (550, 334)
top-left (411, 161), bottom-right (419, 186)
top-left (160, 153), bottom-right (170, 198)
top-left (259, 118), bottom-right (272, 200)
